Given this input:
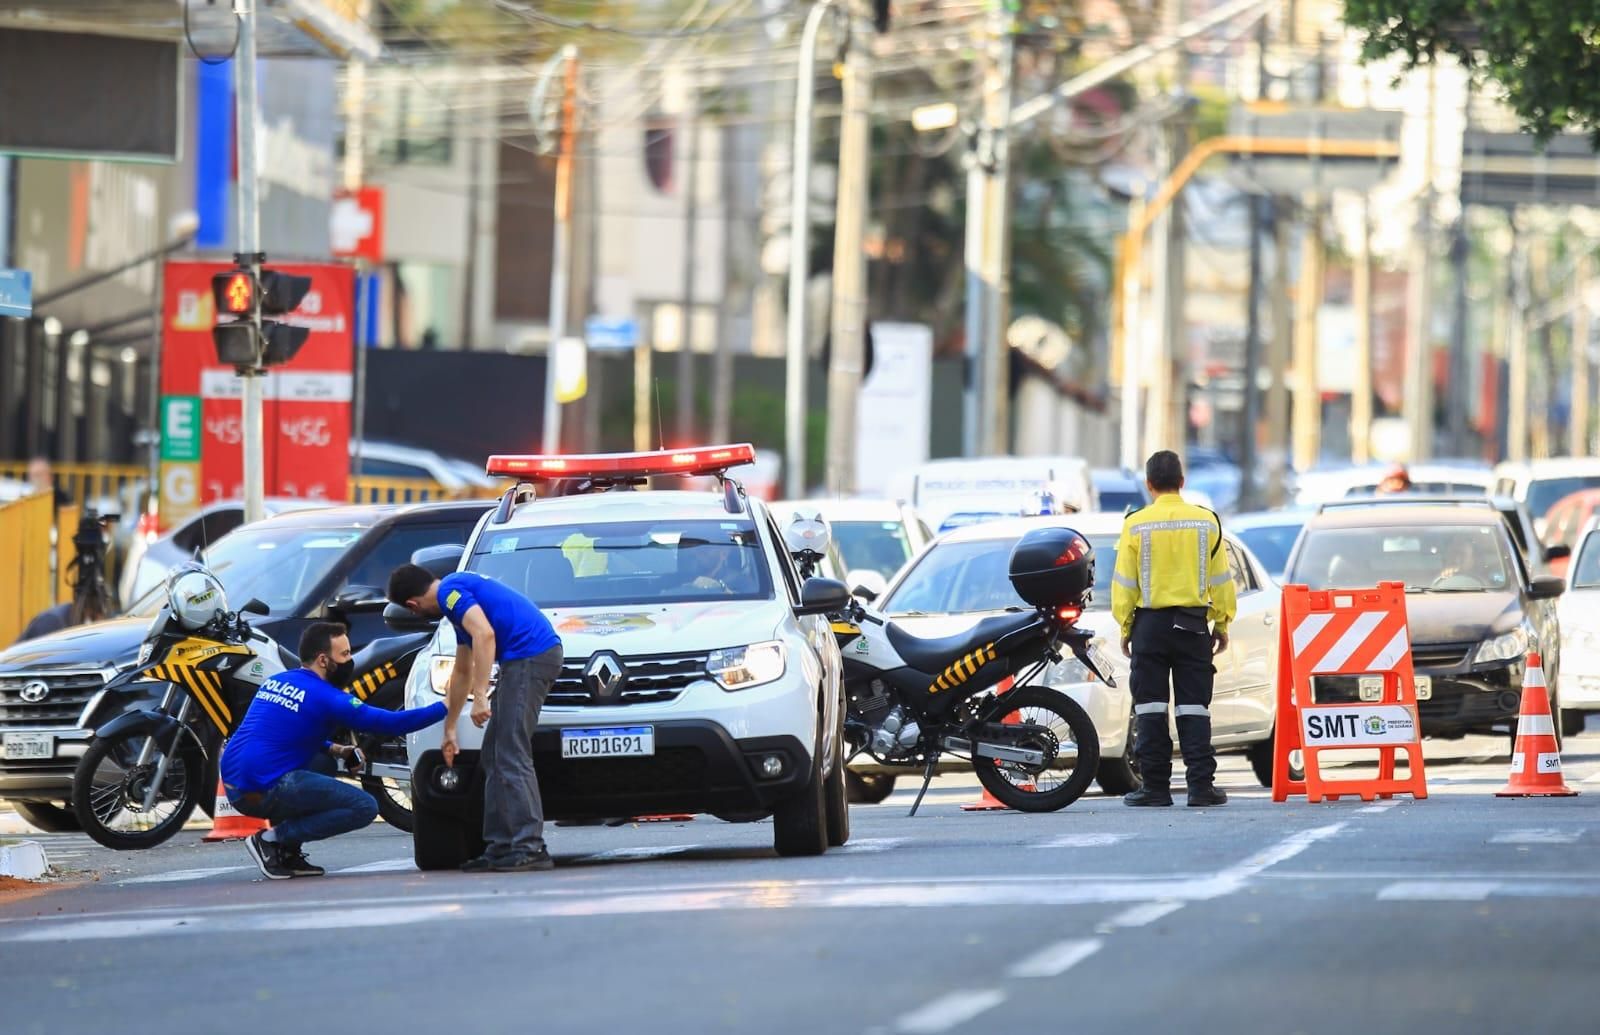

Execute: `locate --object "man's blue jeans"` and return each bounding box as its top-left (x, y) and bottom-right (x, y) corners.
top-left (231, 770), bottom-right (378, 847)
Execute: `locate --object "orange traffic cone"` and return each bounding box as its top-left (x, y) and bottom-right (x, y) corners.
top-left (964, 679), bottom-right (1022, 812)
top-left (202, 778), bottom-right (270, 841)
top-left (1497, 652), bottom-right (1578, 798)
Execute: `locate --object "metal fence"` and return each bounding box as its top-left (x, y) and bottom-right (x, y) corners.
top-left (0, 493), bottom-right (57, 646)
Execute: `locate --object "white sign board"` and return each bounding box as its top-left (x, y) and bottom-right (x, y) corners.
top-left (854, 322), bottom-right (933, 495)
top-left (1300, 705), bottom-right (1420, 747)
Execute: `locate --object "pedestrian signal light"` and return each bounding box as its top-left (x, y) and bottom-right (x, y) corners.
top-left (258, 269), bottom-right (313, 366)
top-left (222, 272), bottom-right (252, 314)
top-left (486, 444), bottom-right (756, 480)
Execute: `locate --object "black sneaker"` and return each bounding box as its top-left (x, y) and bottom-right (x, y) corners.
top-left (1123, 787), bottom-right (1174, 807)
top-left (493, 849), bottom-right (554, 872)
top-left (461, 853), bottom-right (505, 873)
top-left (245, 831), bottom-right (293, 880)
top-left (280, 847), bottom-right (325, 877)
top-left (1187, 785), bottom-right (1228, 807)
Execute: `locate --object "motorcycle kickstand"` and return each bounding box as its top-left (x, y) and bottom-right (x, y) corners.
top-left (907, 756), bottom-right (939, 817)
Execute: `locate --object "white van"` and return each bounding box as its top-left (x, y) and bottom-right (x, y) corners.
top-left (897, 456), bottom-right (1098, 534)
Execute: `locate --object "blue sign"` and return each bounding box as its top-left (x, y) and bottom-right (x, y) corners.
top-left (585, 315), bottom-right (639, 351)
top-left (0, 267), bottom-right (33, 319)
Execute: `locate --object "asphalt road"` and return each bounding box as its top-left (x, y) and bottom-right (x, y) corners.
top-left (3, 732), bottom-right (1599, 1035)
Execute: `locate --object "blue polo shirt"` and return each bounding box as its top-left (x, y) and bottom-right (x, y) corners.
top-left (439, 571), bottom-right (560, 662)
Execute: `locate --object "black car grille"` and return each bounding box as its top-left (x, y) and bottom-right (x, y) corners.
top-left (547, 651), bottom-right (711, 707)
top-left (1411, 642), bottom-right (1475, 670)
top-left (0, 671), bottom-right (105, 729)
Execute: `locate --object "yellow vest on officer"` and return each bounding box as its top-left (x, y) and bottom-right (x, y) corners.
top-left (1110, 493), bottom-right (1237, 639)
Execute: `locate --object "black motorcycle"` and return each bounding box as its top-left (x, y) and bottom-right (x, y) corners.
top-left (825, 526), bottom-right (1113, 814)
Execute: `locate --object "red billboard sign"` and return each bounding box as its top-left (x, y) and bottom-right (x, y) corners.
top-left (330, 187), bottom-right (384, 264)
top-left (160, 259), bottom-right (354, 529)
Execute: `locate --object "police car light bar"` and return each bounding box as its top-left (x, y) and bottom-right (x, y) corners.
top-left (486, 444), bottom-right (757, 481)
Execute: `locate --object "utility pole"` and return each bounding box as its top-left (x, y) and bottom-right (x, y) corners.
top-left (540, 46), bottom-right (579, 454)
top-left (1446, 220), bottom-right (1471, 454)
top-left (1291, 205), bottom-right (1324, 473)
top-left (1507, 223), bottom-right (1529, 462)
top-left (1266, 203), bottom-right (1291, 505)
top-left (1351, 195), bottom-right (1374, 463)
top-left (235, 1), bottom-right (265, 525)
top-left (1571, 253), bottom-right (1591, 457)
top-left (963, 0), bottom-right (1015, 457)
top-left (676, 95), bottom-right (701, 444)
top-left (1403, 63), bottom-right (1437, 462)
top-left (784, 0), bottom-right (836, 497)
top-left (1238, 192), bottom-right (1265, 505)
top-left (825, 15), bottom-right (871, 494)
top-left (1118, 193), bottom-right (1146, 472)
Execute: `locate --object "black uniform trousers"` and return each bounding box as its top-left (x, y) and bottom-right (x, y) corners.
top-left (1129, 607), bottom-right (1218, 790)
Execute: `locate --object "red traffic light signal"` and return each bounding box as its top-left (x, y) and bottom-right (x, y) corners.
top-left (208, 264), bottom-right (315, 370)
top-left (213, 268), bottom-right (255, 316)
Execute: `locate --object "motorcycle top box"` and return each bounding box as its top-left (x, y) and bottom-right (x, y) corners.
top-left (1008, 526), bottom-right (1095, 609)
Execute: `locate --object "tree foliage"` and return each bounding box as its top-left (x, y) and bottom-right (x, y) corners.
top-left (1342, 0), bottom-right (1600, 140)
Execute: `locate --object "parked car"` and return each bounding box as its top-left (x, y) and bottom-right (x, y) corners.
top-left (1294, 462), bottom-right (1495, 507)
top-left (772, 498), bottom-right (930, 599)
top-left (0, 499), bottom-right (492, 833)
top-left (1318, 494), bottom-right (1565, 575)
top-left (353, 439), bottom-right (499, 492)
top-left (1492, 458), bottom-right (1600, 538)
top-left (1558, 521), bottom-right (1600, 732)
top-left (1227, 509), bottom-right (1311, 582)
top-left (1538, 488), bottom-right (1600, 577)
top-left (118, 497), bottom-right (331, 606)
top-left (1285, 505), bottom-right (1566, 743)
top-left (1090, 468), bottom-right (1152, 514)
top-left (894, 456), bottom-right (1098, 533)
top-left (875, 512), bottom-right (1285, 792)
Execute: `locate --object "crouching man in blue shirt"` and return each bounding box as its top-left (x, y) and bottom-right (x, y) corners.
top-left (221, 622), bottom-right (447, 880)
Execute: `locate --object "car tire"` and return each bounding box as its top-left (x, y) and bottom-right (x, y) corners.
top-left (824, 710), bottom-right (850, 848)
top-left (1096, 711), bottom-right (1142, 796)
top-left (845, 772), bottom-right (896, 804)
top-left (1561, 709), bottom-right (1586, 738)
top-left (1247, 730), bottom-right (1306, 788)
top-left (412, 799), bottom-right (475, 871)
top-left (12, 801), bottom-right (81, 833)
top-left (774, 733), bottom-right (829, 858)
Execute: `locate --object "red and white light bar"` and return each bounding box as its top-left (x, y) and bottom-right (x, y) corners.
top-left (486, 443), bottom-right (756, 481)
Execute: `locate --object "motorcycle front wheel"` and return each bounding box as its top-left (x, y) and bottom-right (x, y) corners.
top-left (971, 685), bottom-right (1100, 813)
top-left (72, 730), bottom-right (205, 850)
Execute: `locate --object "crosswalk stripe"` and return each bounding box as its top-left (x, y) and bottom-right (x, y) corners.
top-left (1036, 833), bottom-right (1131, 849)
top-left (335, 858), bottom-right (416, 875)
top-left (119, 867), bottom-right (250, 885)
top-left (1377, 880), bottom-right (1499, 901)
top-left (835, 838), bottom-right (908, 854)
top-left (1490, 829), bottom-right (1581, 844)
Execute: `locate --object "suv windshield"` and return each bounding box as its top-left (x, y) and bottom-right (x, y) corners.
top-left (886, 534), bottom-right (1118, 614)
top-left (1528, 475), bottom-right (1600, 518)
top-left (1290, 524), bottom-right (1512, 593)
top-left (127, 525), bottom-right (366, 616)
top-left (469, 519), bottom-right (773, 608)
top-left (831, 520), bottom-right (912, 579)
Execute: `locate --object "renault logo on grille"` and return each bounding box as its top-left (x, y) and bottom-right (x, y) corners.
top-left (19, 681), bottom-right (50, 703)
top-left (584, 653), bottom-right (626, 700)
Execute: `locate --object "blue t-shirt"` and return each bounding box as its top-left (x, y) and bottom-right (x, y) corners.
top-left (221, 668), bottom-right (447, 795)
top-left (439, 571), bottom-right (560, 662)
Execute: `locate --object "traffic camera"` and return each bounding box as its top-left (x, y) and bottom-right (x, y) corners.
top-left (209, 261), bottom-right (314, 371)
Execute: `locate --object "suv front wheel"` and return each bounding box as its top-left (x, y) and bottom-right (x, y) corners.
top-left (774, 718), bottom-right (830, 857)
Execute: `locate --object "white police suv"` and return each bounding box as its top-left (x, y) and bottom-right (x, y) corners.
top-left (401, 445), bottom-right (852, 868)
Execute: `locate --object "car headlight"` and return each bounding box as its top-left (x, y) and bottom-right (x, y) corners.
top-left (707, 641), bottom-right (786, 690)
top-left (429, 655), bottom-right (454, 695)
top-left (1476, 627), bottom-right (1530, 665)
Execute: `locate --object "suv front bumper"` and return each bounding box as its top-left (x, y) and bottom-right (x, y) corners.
top-left (412, 720), bottom-right (814, 822)
top-left (0, 726), bottom-right (92, 799)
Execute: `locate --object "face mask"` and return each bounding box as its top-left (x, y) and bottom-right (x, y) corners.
top-left (325, 657), bottom-right (356, 689)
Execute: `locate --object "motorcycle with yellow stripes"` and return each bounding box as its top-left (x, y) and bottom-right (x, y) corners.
top-left (824, 527), bottom-right (1114, 815)
top-left (70, 570), bottom-right (426, 850)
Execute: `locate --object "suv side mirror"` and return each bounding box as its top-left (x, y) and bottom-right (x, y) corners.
top-left (1530, 574), bottom-right (1566, 599)
top-left (795, 577), bottom-right (850, 616)
top-left (846, 569), bottom-right (888, 602)
top-left (412, 543), bottom-right (465, 578)
top-left (1545, 544), bottom-right (1572, 562)
top-left (330, 585), bottom-right (387, 613)
top-left (383, 601), bottom-right (436, 632)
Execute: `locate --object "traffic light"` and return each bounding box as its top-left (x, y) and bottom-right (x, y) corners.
top-left (208, 262), bottom-right (313, 370)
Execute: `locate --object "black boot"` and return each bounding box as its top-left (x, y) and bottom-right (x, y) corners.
top-left (1187, 784), bottom-right (1228, 807)
top-left (1123, 786), bottom-right (1173, 807)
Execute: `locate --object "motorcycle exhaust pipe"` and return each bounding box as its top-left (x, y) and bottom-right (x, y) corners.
top-left (941, 736), bottom-right (1046, 767)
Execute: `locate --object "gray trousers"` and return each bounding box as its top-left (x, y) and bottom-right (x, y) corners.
top-left (481, 645), bottom-right (562, 857)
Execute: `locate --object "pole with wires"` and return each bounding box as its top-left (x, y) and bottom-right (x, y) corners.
top-left (825, 10), bottom-right (871, 495)
top-left (235, 0), bottom-right (265, 525)
top-left (541, 46), bottom-right (580, 454)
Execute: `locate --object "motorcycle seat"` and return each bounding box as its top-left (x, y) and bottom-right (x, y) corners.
top-left (352, 631), bottom-right (431, 674)
top-left (885, 612), bottom-right (1038, 672)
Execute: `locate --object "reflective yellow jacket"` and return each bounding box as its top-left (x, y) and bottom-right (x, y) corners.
top-left (1110, 492), bottom-right (1237, 638)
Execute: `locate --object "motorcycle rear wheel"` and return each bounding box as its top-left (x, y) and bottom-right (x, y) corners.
top-left (72, 730), bottom-right (205, 851)
top-left (971, 685), bottom-right (1099, 813)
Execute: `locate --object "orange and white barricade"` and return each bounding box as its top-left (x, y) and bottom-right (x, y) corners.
top-left (1271, 581), bottom-right (1428, 803)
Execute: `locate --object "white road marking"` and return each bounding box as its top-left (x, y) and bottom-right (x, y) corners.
top-left (118, 867), bottom-right (250, 885)
top-left (836, 838), bottom-right (909, 854)
top-left (1377, 881), bottom-right (1500, 901)
top-left (335, 858), bottom-right (416, 875)
top-left (577, 844), bottom-right (699, 863)
top-left (1583, 771), bottom-right (1600, 784)
top-left (13, 917), bottom-right (206, 942)
top-left (1212, 823), bottom-right (1346, 884)
top-left (893, 990), bottom-right (1007, 1034)
top-left (1490, 829), bottom-right (1581, 844)
top-left (1036, 833), bottom-right (1131, 849)
top-left (1006, 938), bottom-right (1102, 978)
top-left (1098, 900), bottom-right (1183, 932)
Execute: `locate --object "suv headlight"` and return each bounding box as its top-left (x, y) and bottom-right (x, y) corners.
top-left (1476, 627), bottom-right (1530, 665)
top-left (707, 641), bottom-right (786, 690)
top-left (429, 655), bottom-right (455, 695)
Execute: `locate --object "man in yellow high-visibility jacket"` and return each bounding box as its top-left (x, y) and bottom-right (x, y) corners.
top-left (1111, 450), bottom-right (1237, 807)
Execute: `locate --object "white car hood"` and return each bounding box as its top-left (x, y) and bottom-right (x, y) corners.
top-left (544, 600), bottom-right (784, 657)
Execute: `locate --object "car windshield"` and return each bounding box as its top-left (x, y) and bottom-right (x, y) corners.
top-left (126, 524), bottom-right (365, 617)
top-left (1096, 489), bottom-right (1146, 513)
top-left (1528, 475), bottom-right (1600, 518)
top-left (1571, 533), bottom-right (1600, 589)
top-left (885, 534), bottom-right (1117, 614)
top-left (1345, 481), bottom-right (1491, 497)
top-left (468, 519), bottom-right (773, 608)
top-left (831, 520), bottom-right (912, 580)
top-left (1289, 524), bottom-right (1511, 593)
top-left (1233, 521), bottom-right (1305, 577)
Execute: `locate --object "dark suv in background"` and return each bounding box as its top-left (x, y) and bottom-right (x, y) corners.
top-left (0, 500), bottom-right (491, 832)
top-left (1285, 505), bottom-right (1565, 744)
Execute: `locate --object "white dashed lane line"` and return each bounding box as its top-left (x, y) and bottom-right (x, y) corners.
top-left (1097, 900), bottom-right (1184, 932)
top-left (1005, 938), bottom-right (1103, 979)
top-left (1034, 833), bottom-right (1132, 849)
top-left (118, 867), bottom-right (251, 885)
top-left (1490, 828), bottom-right (1582, 844)
top-left (891, 989), bottom-right (1008, 1034)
